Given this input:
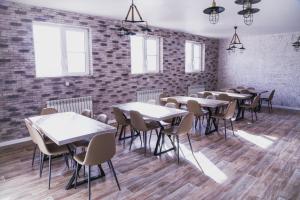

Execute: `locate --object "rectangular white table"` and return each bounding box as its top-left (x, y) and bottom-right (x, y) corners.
top-left (160, 96), bottom-right (229, 135)
top-left (113, 102), bottom-right (188, 155)
top-left (198, 91), bottom-right (252, 100)
top-left (28, 112), bottom-right (116, 190)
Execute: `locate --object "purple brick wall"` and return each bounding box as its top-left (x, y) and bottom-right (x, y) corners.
top-left (0, 1), bottom-right (219, 142)
top-left (218, 32), bottom-right (300, 108)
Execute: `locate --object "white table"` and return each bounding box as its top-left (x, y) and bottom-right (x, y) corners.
top-left (28, 112), bottom-right (116, 190)
top-left (113, 102), bottom-right (188, 156)
top-left (161, 96), bottom-right (229, 135)
top-left (198, 91), bottom-right (252, 100)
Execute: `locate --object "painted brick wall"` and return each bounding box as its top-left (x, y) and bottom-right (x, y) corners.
top-left (218, 32), bottom-right (300, 108)
top-left (0, 1), bottom-right (219, 142)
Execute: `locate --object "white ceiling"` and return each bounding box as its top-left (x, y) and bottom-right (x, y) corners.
top-left (10, 0), bottom-right (300, 38)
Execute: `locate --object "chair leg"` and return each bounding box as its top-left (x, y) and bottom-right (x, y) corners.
top-left (83, 165), bottom-right (86, 177)
top-left (115, 124), bottom-right (119, 138)
top-left (74, 163), bottom-right (78, 189)
top-left (224, 120), bottom-right (227, 140)
top-left (176, 135), bottom-right (180, 164)
top-left (187, 133), bottom-right (193, 153)
top-left (144, 132), bottom-right (147, 155)
top-left (32, 144), bottom-right (37, 166)
top-left (195, 117), bottom-right (198, 129)
top-left (251, 110), bottom-right (254, 123)
top-left (64, 154), bottom-right (69, 169)
top-left (40, 153), bottom-right (44, 178)
top-left (230, 120), bottom-right (235, 136)
top-left (118, 126), bottom-right (124, 141)
top-left (108, 160), bottom-right (121, 191)
top-left (255, 111), bottom-right (258, 121)
top-left (48, 155), bottom-right (52, 189)
top-left (129, 129), bottom-right (135, 150)
top-left (88, 165), bottom-right (91, 200)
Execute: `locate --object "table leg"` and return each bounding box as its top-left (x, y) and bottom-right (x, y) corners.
top-left (234, 99), bottom-right (244, 121)
top-left (154, 122), bottom-right (176, 156)
top-left (205, 107), bottom-right (219, 135)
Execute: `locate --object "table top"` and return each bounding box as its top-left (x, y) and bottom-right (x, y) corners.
top-left (161, 96), bottom-right (229, 108)
top-left (28, 112), bottom-right (116, 145)
top-left (113, 102), bottom-right (188, 121)
top-left (198, 91), bottom-right (252, 100)
top-left (220, 88), bottom-right (268, 95)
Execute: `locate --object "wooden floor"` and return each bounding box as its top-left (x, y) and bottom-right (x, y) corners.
top-left (0, 108), bottom-right (300, 200)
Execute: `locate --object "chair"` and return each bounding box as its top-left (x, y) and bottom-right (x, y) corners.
top-left (74, 133), bottom-right (120, 200)
top-left (261, 90), bottom-right (275, 113)
top-left (240, 95), bottom-right (260, 123)
top-left (159, 93), bottom-right (167, 106)
top-left (247, 87), bottom-right (255, 90)
top-left (25, 119), bottom-right (69, 189)
top-left (41, 107), bottom-right (58, 115)
top-left (81, 109), bottom-right (92, 118)
top-left (113, 107), bottom-right (131, 142)
top-left (211, 101), bottom-right (237, 140)
top-left (161, 113), bottom-right (194, 164)
top-left (203, 92), bottom-right (213, 98)
top-left (166, 98), bottom-right (180, 109)
top-left (237, 86), bottom-right (245, 89)
top-left (129, 110), bottom-right (160, 154)
top-left (240, 89), bottom-right (251, 94)
top-left (96, 113), bottom-right (109, 124)
top-left (217, 94), bottom-right (233, 101)
top-left (187, 100), bottom-right (208, 133)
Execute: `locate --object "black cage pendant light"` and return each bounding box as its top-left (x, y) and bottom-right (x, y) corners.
top-left (292, 36), bottom-right (300, 52)
top-left (235, 0), bottom-right (260, 26)
top-left (226, 26), bottom-right (245, 53)
top-left (118, 0), bottom-right (151, 37)
top-left (203, 0), bottom-right (225, 24)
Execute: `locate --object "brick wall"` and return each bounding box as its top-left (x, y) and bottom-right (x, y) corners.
top-left (218, 32), bottom-right (300, 108)
top-left (0, 1), bottom-right (219, 142)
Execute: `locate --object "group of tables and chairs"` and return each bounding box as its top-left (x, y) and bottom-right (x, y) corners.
top-left (24, 85), bottom-right (275, 199)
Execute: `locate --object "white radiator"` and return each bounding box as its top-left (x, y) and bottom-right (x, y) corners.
top-left (46, 96), bottom-right (93, 115)
top-left (188, 85), bottom-right (205, 95)
top-left (137, 89), bottom-right (163, 104)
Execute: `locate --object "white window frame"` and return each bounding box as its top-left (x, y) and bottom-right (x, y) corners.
top-left (130, 35), bottom-right (163, 74)
top-left (33, 22), bottom-right (91, 77)
top-left (185, 41), bottom-right (205, 73)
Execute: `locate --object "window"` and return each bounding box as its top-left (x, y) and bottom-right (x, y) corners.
top-left (33, 23), bottom-right (90, 77)
top-left (130, 35), bottom-right (162, 74)
top-left (185, 41), bottom-right (205, 73)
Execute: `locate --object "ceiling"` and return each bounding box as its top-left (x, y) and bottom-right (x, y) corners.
top-left (10, 0), bottom-right (300, 38)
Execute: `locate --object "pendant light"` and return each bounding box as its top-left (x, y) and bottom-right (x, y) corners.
top-left (292, 36), bottom-right (300, 52)
top-left (117, 0), bottom-right (151, 37)
top-left (235, 0), bottom-right (260, 26)
top-left (203, 0), bottom-right (225, 24)
top-left (227, 26), bottom-right (245, 53)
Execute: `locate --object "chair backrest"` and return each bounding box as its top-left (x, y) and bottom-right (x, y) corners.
top-left (176, 113), bottom-right (194, 135)
top-left (167, 98), bottom-right (180, 109)
top-left (41, 107), bottom-right (58, 115)
top-left (217, 94), bottom-right (233, 101)
top-left (187, 100), bottom-right (204, 116)
top-left (130, 110), bottom-right (148, 132)
top-left (252, 95), bottom-right (260, 108)
top-left (203, 92), bottom-right (213, 98)
top-left (28, 122), bottom-right (51, 155)
top-left (165, 102), bottom-right (177, 108)
top-left (224, 101), bottom-right (237, 119)
top-left (269, 90), bottom-right (275, 101)
top-left (96, 114), bottom-right (109, 124)
top-left (147, 99), bottom-right (156, 104)
top-left (189, 94), bottom-right (198, 98)
top-left (240, 89), bottom-right (250, 94)
top-left (84, 133), bottom-right (116, 165)
top-left (237, 86), bottom-right (245, 89)
top-left (159, 93), bottom-right (167, 106)
top-left (113, 107), bottom-right (128, 126)
top-left (81, 109), bottom-right (92, 118)
top-left (24, 119), bottom-right (37, 144)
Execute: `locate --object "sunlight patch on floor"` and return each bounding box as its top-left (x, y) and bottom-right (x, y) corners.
top-left (236, 130), bottom-right (276, 149)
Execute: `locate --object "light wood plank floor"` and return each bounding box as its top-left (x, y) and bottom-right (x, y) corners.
top-left (0, 108), bottom-right (300, 200)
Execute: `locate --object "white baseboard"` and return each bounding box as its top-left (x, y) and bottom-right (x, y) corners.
top-left (261, 104), bottom-right (300, 111)
top-left (0, 137), bottom-right (31, 148)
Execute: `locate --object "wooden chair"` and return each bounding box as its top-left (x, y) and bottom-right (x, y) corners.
top-left (113, 107), bottom-right (131, 142)
top-left (159, 93), bottom-right (167, 106)
top-left (203, 92), bottom-right (213, 98)
top-left (41, 108), bottom-right (58, 115)
top-left (261, 90), bottom-right (275, 113)
top-left (161, 113), bottom-right (194, 164)
top-left (129, 110), bottom-right (160, 154)
top-left (240, 95), bottom-right (260, 123)
top-left (217, 94), bottom-right (233, 101)
top-left (96, 113), bottom-right (109, 124)
top-left (74, 133), bottom-right (120, 200)
top-left (187, 100), bottom-right (208, 133)
top-left (25, 119), bottom-right (69, 189)
top-left (81, 109), bottom-right (92, 118)
top-left (166, 98), bottom-right (180, 109)
top-left (211, 101), bottom-right (237, 140)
